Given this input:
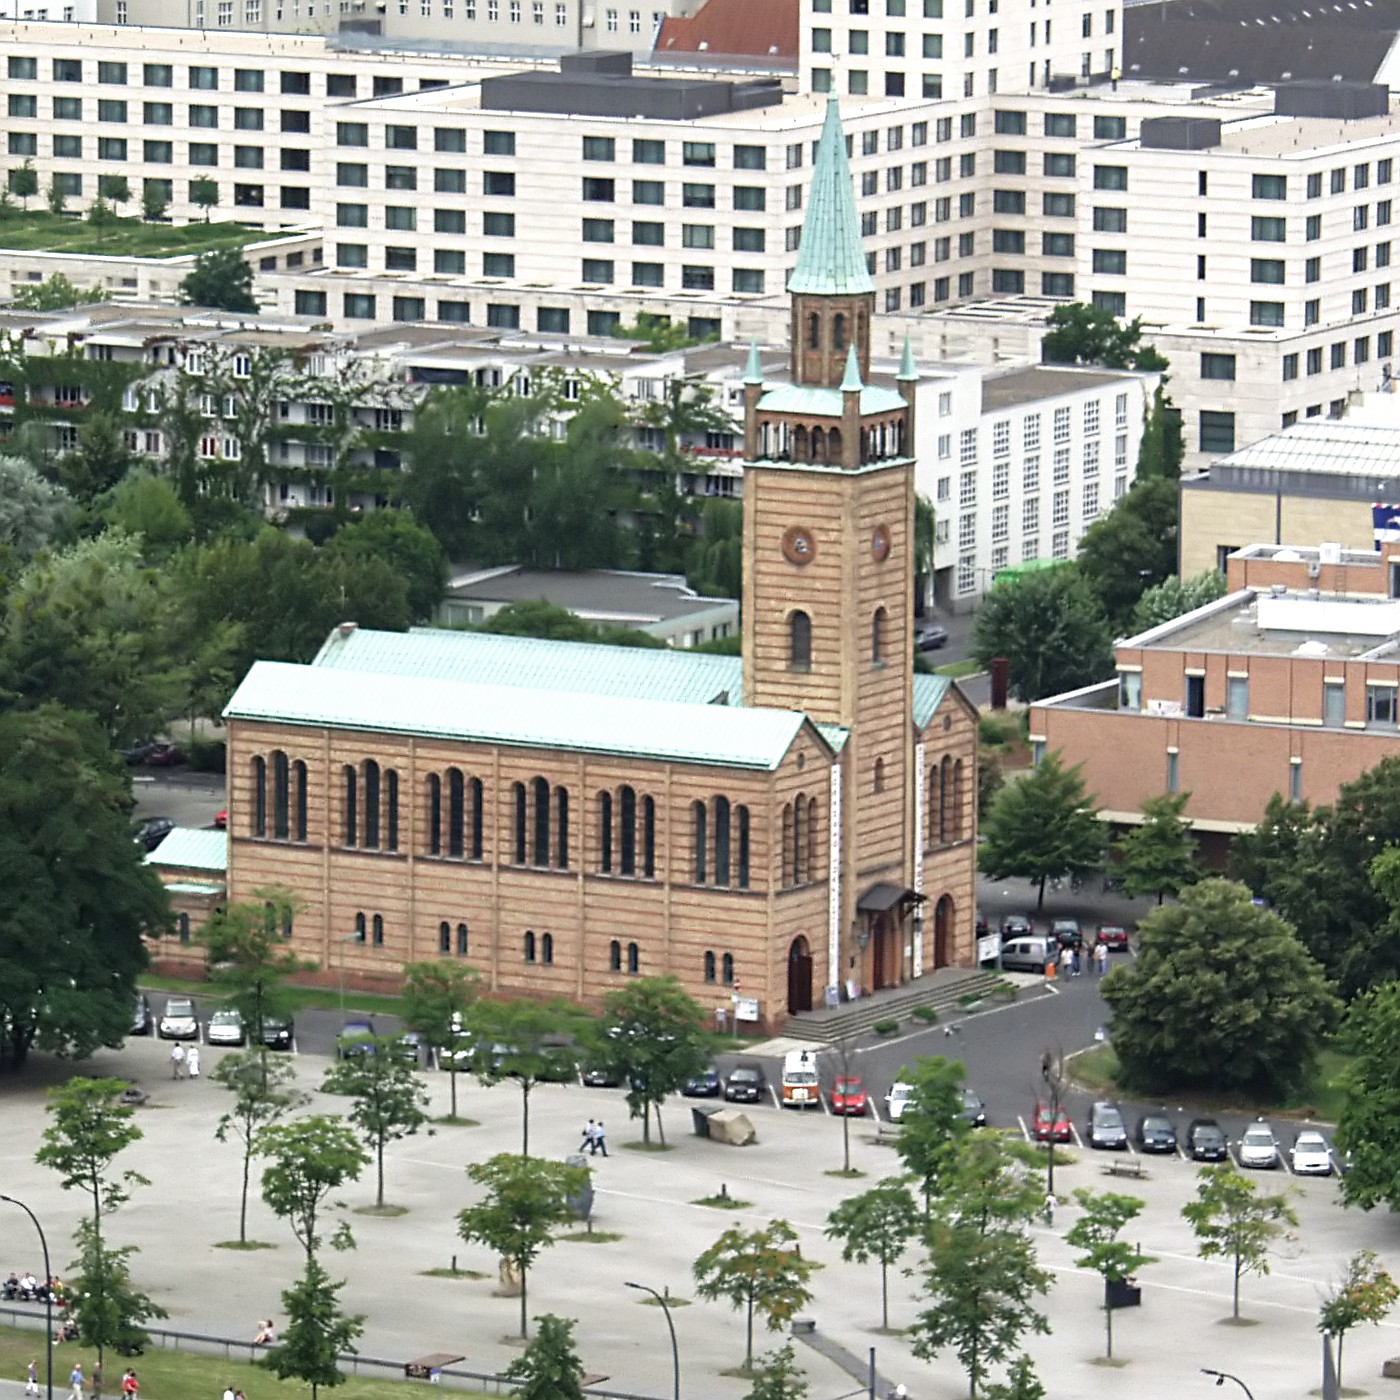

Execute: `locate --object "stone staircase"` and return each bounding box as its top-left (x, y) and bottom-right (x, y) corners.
top-left (783, 966), bottom-right (1011, 1043)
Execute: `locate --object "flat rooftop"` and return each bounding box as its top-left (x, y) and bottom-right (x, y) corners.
top-left (980, 365), bottom-right (1136, 412)
top-left (446, 566), bottom-right (735, 622)
top-left (1143, 590), bottom-right (1400, 659)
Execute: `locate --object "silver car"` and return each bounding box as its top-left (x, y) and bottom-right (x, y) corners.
top-left (157, 997), bottom-right (199, 1040)
top-left (1238, 1121), bottom-right (1279, 1170)
top-left (205, 1008), bottom-right (246, 1046)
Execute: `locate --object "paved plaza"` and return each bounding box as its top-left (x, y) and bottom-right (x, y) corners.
top-left (1, 1032), bottom-right (1397, 1400)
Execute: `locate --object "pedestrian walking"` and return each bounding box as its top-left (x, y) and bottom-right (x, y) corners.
top-left (90, 1360), bottom-right (102, 1399)
top-left (1040, 1051), bottom-right (1052, 1083)
top-left (170, 1043), bottom-right (185, 1079)
top-left (581, 1118), bottom-right (596, 1153)
top-left (68, 1363), bottom-right (83, 1400)
top-left (594, 1120), bottom-right (608, 1157)
top-left (1097, 942), bottom-right (1109, 976)
top-left (1058, 946), bottom-right (1072, 979)
top-left (223, 1384), bottom-right (236, 1400)
top-left (119, 1369), bottom-right (137, 1399)
top-left (25, 1359), bottom-right (38, 1396)
top-left (186, 1044), bottom-right (201, 1079)
top-left (1070, 947), bottom-right (1080, 977)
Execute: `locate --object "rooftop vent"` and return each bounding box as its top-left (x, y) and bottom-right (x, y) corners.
top-left (1139, 116), bottom-right (1222, 150)
top-left (1273, 79), bottom-right (1389, 119)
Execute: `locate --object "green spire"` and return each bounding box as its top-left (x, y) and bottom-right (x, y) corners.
top-left (787, 94), bottom-right (875, 297)
top-left (743, 339), bottom-right (763, 385)
top-left (898, 334), bottom-right (918, 381)
top-left (840, 344), bottom-right (863, 393)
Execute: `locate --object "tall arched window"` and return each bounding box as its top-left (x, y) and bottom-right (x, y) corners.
top-left (272, 750), bottom-right (290, 839)
top-left (532, 777), bottom-right (550, 867)
top-left (952, 759), bottom-right (965, 839)
top-left (704, 950), bottom-right (717, 983)
top-left (598, 791), bottom-right (613, 872)
top-left (874, 757), bottom-right (885, 793)
top-left (469, 777), bottom-right (484, 860)
top-left (722, 952), bottom-right (734, 985)
top-left (353, 911), bottom-right (366, 942)
top-left (872, 606), bottom-right (886, 665)
top-left (808, 311), bottom-right (820, 349)
top-left (736, 806), bottom-right (751, 889)
top-left (642, 796), bottom-right (656, 878)
top-left (439, 920), bottom-right (451, 954)
top-left (782, 803), bottom-right (794, 886)
top-left (343, 766), bottom-right (358, 847)
top-left (524, 930), bottom-right (537, 963)
top-left (620, 786), bottom-right (637, 876)
top-left (178, 912), bottom-right (191, 944)
top-left (792, 793), bottom-right (806, 884)
top-left (556, 788), bottom-right (569, 869)
top-left (693, 799), bottom-right (708, 884)
top-left (457, 922), bottom-right (469, 955)
top-left (293, 761), bottom-right (307, 841)
top-left (833, 312), bottom-right (846, 350)
top-left (252, 756), bottom-right (267, 838)
top-left (363, 760), bottom-right (380, 849)
top-left (447, 768), bottom-right (464, 857)
top-left (714, 796), bottom-right (731, 887)
top-left (541, 932), bottom-right (554, 965)
top-left (806, 795), bottom-right (818, 880)
top-left (372, 913), bottom-right (384, 946)
top-left (513, 782), bottom-right (527, 864)
top-left (938, 756), bottom-right (951, 843)
top-left (790, 611), bottom-right (812, 671)
top-left (609, 938), bottom-right (621, 972)
top-left (427, 775), bottom-right (442, 856)
top-left (386, 770), bottom-right (399, 851)
top-left (627, 941), bottom-right (640, 974)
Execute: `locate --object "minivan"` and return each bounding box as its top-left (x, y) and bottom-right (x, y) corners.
top-left (999, 936), bottom-right (1050, 973)
top-left (781, 1049), bottom-right (820, 1109)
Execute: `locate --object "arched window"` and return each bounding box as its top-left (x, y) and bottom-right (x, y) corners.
top-left (714, 796), bottom-right (731, 887)
top-left (833, 312), bottom-right (846, 350)
top-left (782, 803), bottom-right (794, 886)
top-left (363, 760), bottom-right (380, 849)
top-left (513, 782), bottom-right (527, 864)
top-left (794, 424), bottom-right (810, 462)
top-left (532, 776), bottom-right (550, 867)
top-left (178, 912), bottom-right (191, 944)
top-left (447, 768), bottom-right (464, 857)
top-left (439, 920), bottom-right (451, 954)
top-left (386, 770), bottom-right (399, 851)
top-left (541, 932), bottom-right (554, 965)
top-left (599, 791), bottom-right (613, 872)
top-left (373, 914), bottom-right (384, 946)
top-left (952, 759), bottom-right (965, 839)
top-left (693, 799), bottom-right (708, 884)
top-left (272, 750), bottom-right (290, 839)
top-left (293, 761), bottom-right (308, 841)
top-left (790, 611), bottom-right (812, 671)
top-left (620, 786), bottom-right (637, 876)
top-left (806, 795), bottom-right (819, 880)
top-left (468, 778), bottom-right (483, 859)
top-left (252, 756), bottom-right (267, 838)
top-left (874, 757), bottom-right (885, 793)
top-left (938, 756), bottom-right (951, 843)
top-left (556, 788), bottom-right (569, 869)
top-left (524, 930), bottom-right (537, 963)
top-left (736, 806), bottom-right (751, 889)
top-left (811, 426), bottom-right (825, 463)
top-left (354, 912), bottom-right (366, 942)
top-left (457, 922), bottom-right (469, 955)
top-left (642, 796), bottom-right (656, 878)
top-left (343, 766), bottom-right (358, 847)
top-left (829, 426), bottom-right (843, 459)
top-left (792, 793), bottom-right (805, 884)
top-left (722, 952), bottom-right (734, 985)
top-left (427, 775), bottom-right (442, 856)
top-left (872, 606), bottom-right (886, 665)
top-left (627, 941), bottom-right (640, 974)
top-left (704, 950), bottom-right (717, 983)
top-left (609, 938), bottom-right (621, 972)
top-left (808, 311), bottom-right (820, 349)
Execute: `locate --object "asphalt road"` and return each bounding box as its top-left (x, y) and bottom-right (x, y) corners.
top-left (130, 767), bottom-right (225, 831)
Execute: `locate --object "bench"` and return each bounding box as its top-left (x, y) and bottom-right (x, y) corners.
top-left (874, 1122), bottom-right (902, 1145)
top-left (405, 1353), bottom-right (465, 1380)
top-left (1102, 1158), bottom-right (1147, 1179)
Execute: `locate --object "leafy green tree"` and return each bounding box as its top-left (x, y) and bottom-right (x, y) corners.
top-left (477, 598), bottom-right (665, 648)
top-left (11, 273), bottom-right (104, 311)
top-left (910, 1135), bottom-right (1053, 1399)
top-left (97, 175), bottom-right (130, 210)
top-left (891, 1055), bottom-right (970, 1216)
top-left (611, 313), bottom-right (704, 352)
top-left (1336, 979), bottom-right (1400, 1211)
top-left (396, 384), bottom-right (491, 558)
top-left (0, 455), bottom-right (71, 562)
top-left (1103, 878), bottom-right (1339, 1097)
top-left (744, 1343), bottom-right (809, 1400)
top-left (979, 750), bottom-right (1103, 909)
top-left (686, 498), bottom-right (743, 600)
top-left (982, 1357), bottom-right (1045, 1400)
top-left (1129, 569), bottom-right (1226, 633)
top-left (401, 960), bottom-right (481, 1119)
top-left (8, 160), bottom-right (37, 208)
top-left (258, 1116), bottom-right (369, 1263)
top-left (502, 1314), bottom-right (587, 1400)
top-left (586, 976), bottom-right (708, 1145)
top-left (824, 1179), bottom-right (920, 1329)
top-left (1064, 1189), bottom-right (1153, 1359)
top-left (141, 183), bottom-right (168, 222)
top-left (693, 1220), bottom-right (819, 1372)
top-left (45, 175), bottom-right (67, 216)
top-left (1318, 1250), bottom-right (1399, 1388)
top-left (261, 1255), bottom-right (364, 1400)
top-left (324, 510), bottom-right (447, 623)
top-left (1112, 791), bottom-right (1199, 904)
top-left (1181, 1164), bottom-right (1298, 1321)
top-left (321, 1037), bottom-right (430, 1208)
top-left (1135, 383), bottom-right (1184, 481)
top-left (972, 566), bottom-right (1113, 703)
top-left (203, 891), bottom-right (306, 1060)
top-left (0, 707), bottom-right (166, 1069)
top-left (179, 246), bottom-right (256, 313)
top-left (212, 1051), bottom-right (305, 1245)
top-left (456, 1153), bottom-right (589, 1339)
top-left (58, 412), bottom-right (135, 504)
top-left (1075, 480), bottom-right (1180, 632)
top-left (100, 473), bottom-right (193, 558)
top-left (190, 176), bottom-right (219, 221)
top-left (1041, 303), bottom-right (1168, 372)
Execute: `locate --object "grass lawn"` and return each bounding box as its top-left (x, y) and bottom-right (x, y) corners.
top-left (0, 210), bottom-right (261, 258)
top-left (1072, 1044), bottom-right (1350, 1124)
top-left (933, 658), bottom-right (984, 679)
top-left (137, 972), bottom-right (408, 1021)
top-left (0, 1325), bottom-right (496, 1400)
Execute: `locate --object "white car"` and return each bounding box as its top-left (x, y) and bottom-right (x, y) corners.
top-left (885, 1081), bottom-right (915, 1121)
top-left (205, 1008), bottom-right (245, 1046)
top-left (157, 997), bottom-right (199, 1040)
top-left (1289, 1130), bottom-right (1334, 1176)
top-left (1238, 1121), bottom-right (1279, 1170)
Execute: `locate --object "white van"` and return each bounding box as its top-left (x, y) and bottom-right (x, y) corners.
top-left (781, 1049), bottom-right (821, 1108)
top-left (1000, 936), bottom-right (1050, 973)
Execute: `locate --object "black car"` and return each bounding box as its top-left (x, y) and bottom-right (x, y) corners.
top-left (724, 1064), bottom-right (766, 1104)
top-left (1134, 1112), bottom-right (1178, 1154)
top-left (581, 1064), bottom-right (622, 1088)
top-left (1186, 1117), bottom-right (1229, 1162)
top-left (134, 817), bottom-right (175, 852)
top-left (131, 992), bottom-right (152, 1036)
top-left (961, 1089), bottom-right (987, 1127)
top-left (261, 1016), bottom-right (294, 1051)
top-left (1051, 919), bottom-right (1084, 951)
top-left (684, 1067), bottom-right (722, 1098)
top-left (1000, 914), bottom-right (1032, 940)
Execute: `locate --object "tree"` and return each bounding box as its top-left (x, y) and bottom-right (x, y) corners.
top-left (0, 455), bottom-right (71, 562)
top-left (686, 498), bottom-right (743, 600)
top-left (179, 246), bottom-right (256, 313)
top-left (456, 1153), bottom-right (588, 1340)
top-left (692, 1220), bottom-right (819, 1372)
top-left (261, 1255), bottom-right (364, 1400)
top-left (983, 1357), bottom-right (1045, 1400)
top-left (891, 1055), bottom-right (970, 1217)
top-left (58, 412), bottom-right (135, 504)
top-left (979, 750), bottom-right (1103, 910)
top-left (586, 976), bottom-right (708, 1145)
top-left (401, 961), bottom-right (481, 1119)
top-left (10, 273), bottom-right (103, 311)
top-left (9, 160), bottom-right (37, 209)
top-left (67, 1220), bottom-right (165, 1359)
top-left (1075, 480), bottom-right (1181, 632)
top-left (321, 1037), bottom-right (430, 1208)
top-left (1129, 569), bottom-right (1227, 633)
top-left (45, 176), bottom-right (67, 216)
top-left (474, 598), bottom-right (665, 649)
top-left (1041, 303), bottom-right (1167, 372)
top-left (1135, 382), bottom-right (1184, 481)
top-left (141, 183), bottom-right (168, 223)
top-left (0, 707), bottom-right (167, 1070)
top-left (257, 1116), bottom-right (369, 1263)
top-left (824, 1179), bottom-right (920, 1330)
top-left (744, 1344), bottom-right (809, 1400)
top-left (910, 1135), bottom-right (1053, 1399)
top-left (1064, 1189), bottom-right (1153, 1359)
top-left (1335, 979), bottom-right (1400, 1211)
top-left (98, 175), bottom-right (130, 211)
top-left (100, 473), bottom-right (192, 558)
top-left (190, 176), bottom-right (219, 221)
top-left (972, 566), bottom-right (1113, 703)
top-left (203, 891), bottom-right (307, 1062)
top-left (502, 1314), bottom-right (587, 1400)
top-left (1112, 791), bottom-right (1199, 904)
top-left (324, 510), bottom-right (447, 623)
top-left (1181, 1164), bottom-right (1297, 1321)
top-left (1103, 878), bottom-right (1339, 1098)
top-left (212, 1051), bottom-right (305, 1245)
top-left (1318, 1250), bottom-right (1399, 1388)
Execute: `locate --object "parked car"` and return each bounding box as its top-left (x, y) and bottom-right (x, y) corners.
top-left (831, 1075), bottom-right (868, 1116)
top-left (1000, 914), bottom-right (1033, 940)
top-left (1186, 1117), bottom-right (1230, 1162)
top-left (683, 1067), bottom-right (722, 1098)
top-left (1000, 936), bottom-right (1051, 973)
top-left (1237, 1120), bottom-right (1280, 1170)
top-left (885, 1081), bottom-right (916, 1121)
top-left (961, 1088), bottom-right (987, 1127)
top-left (144, 741), bottom-right (185, 767)
top-left (975, 912), bottom-right (989, 940)
top-left (336, 1019), bottom-right (376, 1058)
top-left (1289, 1129), bottom-right (1334, 1176)
top-left (723, 1064), bottom-right (766, 1104)
top-left (1086, 1100), bottom-right (1128, 1150)
top-left (261, 1015), bottom-right (294, 1051)
top-left (205, 1008), bottom-right (246, 1046)
top-left (157, 997), bottom-right (199, 1040)
top-left (1096, 924), bottom-right (1132, 952)
top-left (581, 1063), bottom-right (621, 1087)
top-left (131, 992), bottom-right (152, 1036)
top-left (120, 740), bottom-right (158, 765)
top-left (1051, 919), bottom-right (1084, 951)
top-left (914, 620), bottom-right (949, 651)
top-left (1133, 1112), bottom-right (1178, 1154)
top-left (395, 1030), bottom-right (426, 1065)
top-left (134, 817), bottom-right (175, 852)
top-left (1032, 1102), bottom-right (1072, 1143)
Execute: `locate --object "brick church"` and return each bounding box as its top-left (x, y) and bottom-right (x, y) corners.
top-left (215, 95), bottom-right (979, 1030)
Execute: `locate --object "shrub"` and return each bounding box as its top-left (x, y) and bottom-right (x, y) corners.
top-left (872, 1018), bottom-right (900, 1036)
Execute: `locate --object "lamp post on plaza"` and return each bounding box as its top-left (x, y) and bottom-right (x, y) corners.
top-left (1, 1193), bottom-right (53, 1400)
top-left (1201, 1368), bottom-right (1256, 1400)
top-left (626, 1281), bottom-right (680, 1400)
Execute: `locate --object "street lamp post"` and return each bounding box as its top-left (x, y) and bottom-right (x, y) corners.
top-left (1201, 1368), bottom-right (1256, 1400)
top-left (626, 1281), bottom-right (680, 1400)
top-left (1, 1193), bottom-right (54, 1400)
top-left (338, 930), bottom-right (363, 1016)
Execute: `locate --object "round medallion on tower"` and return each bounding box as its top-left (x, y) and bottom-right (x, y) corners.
top-left (871, 524), bottom-right (891, 563)
top-left (782, 525), bottom-right (817, 565)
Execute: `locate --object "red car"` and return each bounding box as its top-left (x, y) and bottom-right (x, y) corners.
top-left (1032, 1103), bottom-right (1072, 1143)
top-left (831, 1075), bottom-right (868, 1116)
top-left (144, 742), bottom-right (185, 766)
top-left (213, 808), bottom-right (228, 830)
top-left (1096, 924), bottom-right (1132, 952)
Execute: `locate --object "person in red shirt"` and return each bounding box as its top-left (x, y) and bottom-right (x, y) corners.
top-left (119, 1370), bottom-right (137, 1398)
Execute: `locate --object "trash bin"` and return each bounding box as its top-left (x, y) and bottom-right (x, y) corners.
top-left (563, 1153), bottom-right (594, 1221)
top-left (1105, 1277), bottom-right (1141, 1310)
top-left (692, 1106), bottom-right (720, 1139)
